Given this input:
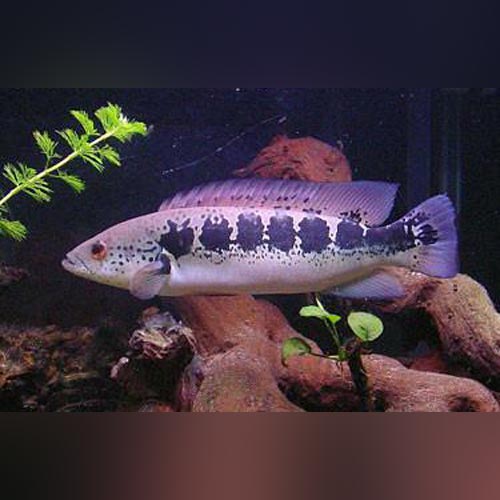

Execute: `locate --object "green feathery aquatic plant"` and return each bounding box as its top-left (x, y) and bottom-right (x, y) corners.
top-left (282, 297), bottom-right (384, 411)
top-left (0, 103), bottom-right (148, 241)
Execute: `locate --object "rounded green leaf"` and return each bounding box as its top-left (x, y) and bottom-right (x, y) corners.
top-left (347, 312), bottom-right (384, 342)
top-left (300, 305), bottom-right (326, 319)
top-left (300, 306), bottom-right (342, 326)
top-left (282, 338), bottom-right (312, 366)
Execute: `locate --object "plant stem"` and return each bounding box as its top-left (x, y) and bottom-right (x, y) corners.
top-left (309, 353), bottom-right (332, 360)
top-left (0, 129), bottom-right (116, 211)
top-left (346, 338), bottom-right (374, 412)
top-left (323, 319), bottom-right (342, 353)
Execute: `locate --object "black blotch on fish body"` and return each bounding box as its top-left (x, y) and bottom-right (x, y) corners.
top-left (366, 223), bottom-right (408, 250)
top-left (159, 220), bottom-right (194, 259)
top-left (236, 213), bottom-right (264, 251)
top-left (365, 212), bottom-right (438, 255)
top-left (200, 216), bottom-right (233, 253)
top-left (267, 215), bottom-right (295, 252)
top-left (298, 217), bottom-right (331, 254)
top-left (336, 220), bottom-right (364, 250)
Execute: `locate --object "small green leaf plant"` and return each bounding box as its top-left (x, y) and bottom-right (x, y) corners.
top-left (282, 297), bottom-right (384, 366)
top-left (0, 104), bottom-right (148, 241)
top-left (282, 297), bottom-right (384, 411)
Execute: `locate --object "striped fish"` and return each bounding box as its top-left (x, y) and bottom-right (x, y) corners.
top-left (62, 179), bottom-right (458, 300)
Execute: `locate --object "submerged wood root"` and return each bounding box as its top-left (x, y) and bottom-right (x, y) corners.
top-left (376, 269), bottom-right (500, 386)
top-left (171, 296), bottom-right (499, 413)
top-left (233, 135), bottom-right (352, 182)
top-left (283, 354), bottom-right (499, 412)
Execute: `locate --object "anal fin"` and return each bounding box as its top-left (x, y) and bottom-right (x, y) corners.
top-left (325, 270), bottom-right (405, 300)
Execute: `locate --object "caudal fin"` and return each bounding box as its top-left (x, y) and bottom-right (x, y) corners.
top-left (401, 195), bottom-right (459, 279)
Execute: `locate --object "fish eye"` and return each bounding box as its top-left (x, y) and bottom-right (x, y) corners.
top-left (91, 241), bottom-right (107, 261)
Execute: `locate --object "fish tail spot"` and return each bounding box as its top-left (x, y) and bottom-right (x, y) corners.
top-left (400, 195), bottom-right (458, 279)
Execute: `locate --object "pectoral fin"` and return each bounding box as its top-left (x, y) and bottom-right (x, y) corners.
top-left (325, 270), bottom-right (405, 300)
top-left (130, 254), bottom-right (171, 300)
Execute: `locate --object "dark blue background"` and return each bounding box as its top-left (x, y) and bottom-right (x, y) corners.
top-left (0, 88), bottom-right (497, 328)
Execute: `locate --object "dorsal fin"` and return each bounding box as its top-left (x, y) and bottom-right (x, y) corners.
top-left (159, 179), bottom-right (399, 226)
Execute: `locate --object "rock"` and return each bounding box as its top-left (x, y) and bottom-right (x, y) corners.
top-left (0, 265), bottom-right (28, 287)
top-left (282, 354), bottom-right (499, 412)
top-left (111, 309), bottom-right (196, 408)
top-left (129, 309), bottom-right (196, 362)
top-left (138, 401), bottom-right (175, 412)
top-left (233, 135), bottom-right (352, 182)
top-left (0, 324), bottom-right (123, 411)
top-left (376, 269), bottom-right (500, 384)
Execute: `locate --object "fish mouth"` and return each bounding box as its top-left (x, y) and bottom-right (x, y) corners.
top-left (62, 254), bottom-right (92, 276)
top-left (62, 255), bottom-right (76, 272)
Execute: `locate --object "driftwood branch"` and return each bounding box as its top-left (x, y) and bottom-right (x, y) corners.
top-left (375, 268), bottom-right (500, 386)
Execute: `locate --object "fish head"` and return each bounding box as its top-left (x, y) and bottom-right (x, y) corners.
top-left (62, 217), bottom-right (155, 290)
